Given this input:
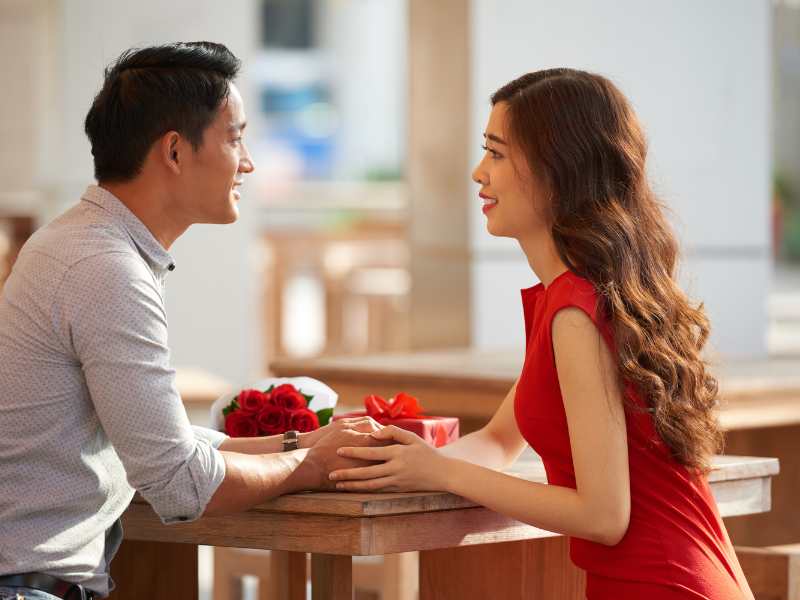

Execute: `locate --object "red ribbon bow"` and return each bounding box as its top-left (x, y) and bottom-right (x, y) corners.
top-left (364, 392), bottom-right (423, 421)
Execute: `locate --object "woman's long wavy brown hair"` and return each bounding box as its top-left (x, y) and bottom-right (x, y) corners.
top-left (493, 69), bottom-right (722, 472)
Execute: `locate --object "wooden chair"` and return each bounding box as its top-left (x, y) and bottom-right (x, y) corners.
top-left (261, 225), bottom-right (410, 362)
top-left (212, 547), bottom-right (417, 600)
top-left (737, 543), bottom-right (800, 600)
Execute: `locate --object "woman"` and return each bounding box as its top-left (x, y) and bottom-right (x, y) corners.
top-left (329, 69), bottom-right (753, 599)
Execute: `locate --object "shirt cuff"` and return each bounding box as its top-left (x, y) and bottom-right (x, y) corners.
top-left (192, 425), bottom-right (228, 449)
top-left (158, 440), bottom-right (227, 525)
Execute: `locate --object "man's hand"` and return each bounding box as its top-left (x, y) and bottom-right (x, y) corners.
top-left (300, 428), bottom-right (393, 491)
top-left (300, 416), bottom-right (383, 449)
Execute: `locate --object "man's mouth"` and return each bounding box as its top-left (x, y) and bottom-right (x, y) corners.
top-left (232, 181), bottom-right (243, 200)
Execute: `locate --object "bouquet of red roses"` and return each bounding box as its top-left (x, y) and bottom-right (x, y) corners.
top-left (221, 383), bottom-right (334, 438)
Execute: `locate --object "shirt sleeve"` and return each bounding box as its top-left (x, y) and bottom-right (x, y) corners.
top-left (193, 425), bottom-right (228, 449)
top-left (55, 252), bottom-right (226, 524)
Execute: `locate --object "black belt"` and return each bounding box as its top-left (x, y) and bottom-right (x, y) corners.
top-left (0, 573), bottom-right (94, 600)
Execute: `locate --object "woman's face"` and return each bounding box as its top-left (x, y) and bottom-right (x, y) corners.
top-left (471, 102), bottom-right (547, 240)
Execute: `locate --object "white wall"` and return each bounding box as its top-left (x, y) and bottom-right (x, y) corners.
top-left (49, 0), bottom-right (262, 384)
top-left (469, 0), bottom-right (772, 359)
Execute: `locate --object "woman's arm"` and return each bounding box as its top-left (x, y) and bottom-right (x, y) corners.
top-left (437, 380), bottom-right (527, 470)
top-left (331, 307), bottom-right (631, 546)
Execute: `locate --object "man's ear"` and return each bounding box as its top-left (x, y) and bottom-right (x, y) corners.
top-left (159, 131), bottom-right (182, 175)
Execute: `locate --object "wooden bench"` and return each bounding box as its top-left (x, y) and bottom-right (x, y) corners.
top-left (736, 543), bottom-right (800, 600)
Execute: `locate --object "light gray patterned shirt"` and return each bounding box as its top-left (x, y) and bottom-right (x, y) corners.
top-left (0, 185), bottom-right (228, 596)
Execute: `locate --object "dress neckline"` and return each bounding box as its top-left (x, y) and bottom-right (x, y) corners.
top-left (521, 269), bottom-right (573, 299)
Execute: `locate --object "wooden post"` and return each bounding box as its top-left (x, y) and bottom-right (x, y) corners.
top-left (407, 0), bottom-right (472, 349)
top-left (267, 550), bottom-right (307, 600)
top-left (311, 553), bottom-right (352, 600)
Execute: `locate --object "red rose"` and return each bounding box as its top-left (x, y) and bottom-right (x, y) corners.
top-left (237, 389), bottom-right (270, 414)
top-left (257, 404), bottom-right (290, 435)
top-left (224, 411), bottom-right (259, 437)
top-left (271, 384), bottom-right (307, 411)
top-left (289, 408), bottom-right (320, 433)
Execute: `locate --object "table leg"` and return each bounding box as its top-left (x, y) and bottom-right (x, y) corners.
top-left (419, 537), bottom-right (585, 600)
top-left (267, 550), bottom-right (307, 600)
top-left (311, 553), bottom-right (353, 600)
top-left (108, 539), bottom-right (198, 600)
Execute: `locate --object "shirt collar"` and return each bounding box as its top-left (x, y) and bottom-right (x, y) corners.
top-left (81, 185), bottom-right (176, 274)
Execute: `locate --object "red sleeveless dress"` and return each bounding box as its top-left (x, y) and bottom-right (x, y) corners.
top-left (514, 270), bottom-right (752, 599)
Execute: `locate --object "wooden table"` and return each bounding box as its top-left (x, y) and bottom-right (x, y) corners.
top-left (111, 455), bottom-right (777, 600)
top-left (271, 350), bottom-right (800, 547)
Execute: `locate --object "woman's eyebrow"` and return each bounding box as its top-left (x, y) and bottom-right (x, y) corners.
top-left (483, 132), bottom-right (507, 145)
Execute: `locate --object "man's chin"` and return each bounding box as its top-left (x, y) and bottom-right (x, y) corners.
top-left (198, 209), bottom-right (238, 226)
top-left (224, 208), bottom-right (239, 224)
top-left (220, 201), bottom-right (239, 224)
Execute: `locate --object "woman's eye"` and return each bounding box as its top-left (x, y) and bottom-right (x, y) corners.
top-left (481, 144), bottom-right (501, 159)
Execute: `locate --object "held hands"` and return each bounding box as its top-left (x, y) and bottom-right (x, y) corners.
top-left (328, 425), bottom-right (449, 493)
top-left (300, 415), bottom-right (383, 448)
top-left (302, 425), bottom-right (393, 491)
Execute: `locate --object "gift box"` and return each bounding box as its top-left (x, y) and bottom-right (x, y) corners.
top-left (333, 393), bottom-right (459, 447)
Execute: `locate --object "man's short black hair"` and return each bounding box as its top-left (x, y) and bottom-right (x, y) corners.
top-left (84, 41), bottom-right (241, 183)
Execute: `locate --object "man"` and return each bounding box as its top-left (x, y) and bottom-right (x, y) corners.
top-left (0, 42), bottom-right (381, 600)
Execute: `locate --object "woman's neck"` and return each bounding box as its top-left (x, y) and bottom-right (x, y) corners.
top-left (517, 231), bottom-right (569, 288)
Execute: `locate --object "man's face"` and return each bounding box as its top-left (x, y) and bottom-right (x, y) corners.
top-left (178, 82), bottom-right (254, 224)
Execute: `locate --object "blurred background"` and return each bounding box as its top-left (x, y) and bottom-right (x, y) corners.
top-left (1, 0), bottom-right (798, 598)
top-left (5, 0), bottom-right (798, 383)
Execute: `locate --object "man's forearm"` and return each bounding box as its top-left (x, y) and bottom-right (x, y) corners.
top-left (202, 449), bottom-right (318, 516)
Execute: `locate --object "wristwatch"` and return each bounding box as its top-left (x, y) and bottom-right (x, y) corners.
top-left (282, 430), bottom-right (300, 452)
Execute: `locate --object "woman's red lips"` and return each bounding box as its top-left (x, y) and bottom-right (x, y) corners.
top-left (480, 192), bottom-right (498, 214)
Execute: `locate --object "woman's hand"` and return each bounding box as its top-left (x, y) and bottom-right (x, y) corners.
top-left (301, 428), bottom-right (393, 491)
top-left (328, 425), bottom-right (451, 492)
top-left (300, 416), bottom-right (383, 449)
